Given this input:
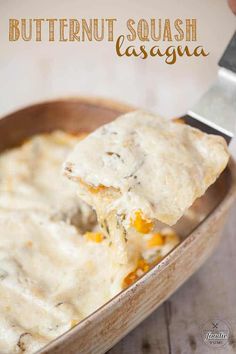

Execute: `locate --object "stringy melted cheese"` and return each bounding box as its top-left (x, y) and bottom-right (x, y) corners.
top-left (64, 111), bottom-right (229, 264)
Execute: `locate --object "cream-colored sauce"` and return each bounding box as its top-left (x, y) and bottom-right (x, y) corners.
top-left (64, 111), bottom-right (228, 265)
top-left (0, 210), bottom-right (129, 354)
top-left (0, 132), bottom-right (95, 231)
top-left (0, 132), bottom-right (129, 353)
top-left (0, 131), bottom-right (179, 354)
top-left (64, 111), bottom-right (229, 226)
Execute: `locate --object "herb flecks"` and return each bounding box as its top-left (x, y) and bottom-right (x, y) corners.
top-left (0, 269), bottom-right (8, 280)
top-left (106, 151), bottom-right (125, 164)
top-left (116, 213), bottom-right (128, 242)
top-left (106, 152), bottom-right (121, 159)
top-left (101, 219), bottom-right (110, 237)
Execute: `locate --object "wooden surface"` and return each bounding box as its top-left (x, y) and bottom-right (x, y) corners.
top-left (108, 203), bottom-right (236, 354)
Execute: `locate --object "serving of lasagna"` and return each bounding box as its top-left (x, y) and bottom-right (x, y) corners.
top-left (64, 111), bottom-right (229, 264)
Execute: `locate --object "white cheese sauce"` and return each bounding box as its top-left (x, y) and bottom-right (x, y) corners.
top-left (0, 130), bottom-right (180, 353)
top-left (0, 132), bottom-right (96, 231)
top-left (0, 132), bottom-right (131, 353)
top-left (0, 210), bottom-right (129, 354)
top-left (64, 111), bottom-right (229, 225)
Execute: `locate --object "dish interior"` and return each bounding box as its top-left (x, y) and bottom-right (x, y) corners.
top-left (0, 99), bottom-right (232, 354)
top-left (0, 99), bottom-right (231, 239)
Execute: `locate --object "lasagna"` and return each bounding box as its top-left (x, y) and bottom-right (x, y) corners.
top-left (64, 111), bottom-right (229, 264)
top-left (0, 130), bottom-right (179, 353)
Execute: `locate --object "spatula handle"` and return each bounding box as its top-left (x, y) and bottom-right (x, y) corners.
top-left (218, 31), bottom-right (236, 73)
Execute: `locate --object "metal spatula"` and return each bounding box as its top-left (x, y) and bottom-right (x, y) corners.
top-left (182, 31), bottom-right (236, 144)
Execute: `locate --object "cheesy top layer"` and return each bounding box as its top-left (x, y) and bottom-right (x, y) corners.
top-left (0, 131), bottom-right (179, 354)
top-left (64, 111), bottom-right (229, 225)
top-left (0, 210), bottom-right (126, 354)
top-left (0, 131), bottom-right (95, 232)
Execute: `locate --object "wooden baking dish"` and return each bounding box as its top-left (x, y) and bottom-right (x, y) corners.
top-left (0, 98), bottom-right (235, 354)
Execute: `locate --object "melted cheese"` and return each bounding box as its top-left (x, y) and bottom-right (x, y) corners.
top-left (64, 111), bottom-right (229, 263)
top-left (64, 111), bottom-right (229, 225)
top-left (0, 131), bottom-right (96, 232)
top-left (0, 131), bottom-right (180, 353)
top-left (0, 210), bottom-right (129, 354)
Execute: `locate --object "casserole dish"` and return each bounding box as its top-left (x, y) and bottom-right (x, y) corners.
top-left (0, 98), bottom-right (235, 354)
